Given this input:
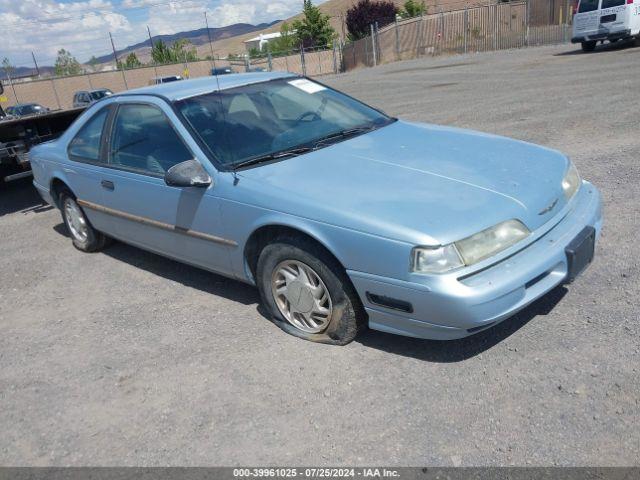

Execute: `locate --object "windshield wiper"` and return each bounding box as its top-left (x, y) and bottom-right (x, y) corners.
top-left (312, 125), bottom-right (378, 150)
top-left (232, 147), bottom-right (312, 171)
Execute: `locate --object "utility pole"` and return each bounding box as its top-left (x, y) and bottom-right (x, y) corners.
top-left (147, 25), bottom-right (159, 78)
top-left (5, 68), bottom-right (18, 104)
top-left (109, 31), bottom-right (128, 89)
top-left (31, 52), bottom-right (41, 78)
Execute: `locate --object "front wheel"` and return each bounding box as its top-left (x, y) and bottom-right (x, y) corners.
top-left (60, 191), bottom-right (110, 252)
top-left (581, 40), bottom-right (597, 52)
top-left (256, 237), bottom-right (366, 345)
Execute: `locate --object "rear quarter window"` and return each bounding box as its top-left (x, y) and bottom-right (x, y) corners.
top-left (578, 0), bottom-right (599, 12)
top-left (601, 0), bottom-right (624, 7)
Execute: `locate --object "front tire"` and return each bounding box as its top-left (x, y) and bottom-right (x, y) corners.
top-left (581, 40), bottom-right (597, 52)
top-left (59, 190), bottom-right (109, 252)
top-left (256, 237), bottom-right (366, 345)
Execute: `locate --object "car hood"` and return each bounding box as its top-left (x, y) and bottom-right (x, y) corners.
top-left (235, 120), bottom-right (571, 245)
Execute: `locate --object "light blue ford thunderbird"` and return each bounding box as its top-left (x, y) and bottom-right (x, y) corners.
top-left (31, 72), bottom-right (602, 345)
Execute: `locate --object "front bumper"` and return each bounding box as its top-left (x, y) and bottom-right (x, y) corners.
top-left (348, 182), bottom-right (603, 340)
top-left (572, 28), bottom-right (631, 43)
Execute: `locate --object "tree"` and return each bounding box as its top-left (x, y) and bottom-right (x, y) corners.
top-left (346, 0), bottom-right (398, 41)
top-left (292, 0), bottom-right (336, 48)
top-left (122, 52), bottom-right (142, 69)
top-left (268, 22), bottom-right (297, 54)
top-left (152, 39), bottom-right (198, 64)
top-left (54, 49), bottom-right (82, 76)
top-left (248, 47), bottom-right (264, 59)
top-left (151, 39), bottom-right (174, 64)
top-left (87, 56), bottom-right (101, 72)
top-left (399, 0), bottom-right (427, 18)
top-left (171, 39), bottom-right (198, 62)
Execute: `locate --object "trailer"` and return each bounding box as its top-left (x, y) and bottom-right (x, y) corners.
top-left (0, 81), bottom-right (85, 185)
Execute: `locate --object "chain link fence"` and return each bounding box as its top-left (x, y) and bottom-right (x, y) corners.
top-left (1, 0), bottom-right (577, 111)
top-left (0, 46), bottom-right (342, 111)
top-left (343, 0), bottom-right (574, 71)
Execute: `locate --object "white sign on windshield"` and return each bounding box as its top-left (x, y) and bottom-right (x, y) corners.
top-left (288, 79), bottom-right (326, 94)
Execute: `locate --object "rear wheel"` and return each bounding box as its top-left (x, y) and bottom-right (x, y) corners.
top-left (581, 40), bottom-right (597, 52)
top-left (256, 237), bottom-right (366, 345)
top-left (59, 190), bottom-right (110, 252)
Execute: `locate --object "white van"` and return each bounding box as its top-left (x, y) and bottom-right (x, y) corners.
top-left (572, 0), bottom-right (640, 51)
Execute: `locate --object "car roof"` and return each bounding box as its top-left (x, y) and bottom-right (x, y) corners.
top-left (122, 71), bottom-right (297, 102)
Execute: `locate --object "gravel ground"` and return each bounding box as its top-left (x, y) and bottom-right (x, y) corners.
top-left (0, 42), bottom-right (638, 467)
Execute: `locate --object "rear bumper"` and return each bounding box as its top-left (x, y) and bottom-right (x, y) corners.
top-left (348, 182), bottom-right (603, 340)
top-left (572, 28), bottom-right (631, 43)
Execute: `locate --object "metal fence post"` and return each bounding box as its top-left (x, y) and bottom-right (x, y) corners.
top-left (417, 13), bottom-right (424, 57)
top-left (395, 18), bottom-right (400, 60)
top-left (525, 0), bottom-right (530, 47)
top-left (440, 10), bottom-right (445, 55)
top-left (370, 24), bottom-right (377, 66)
top-left (375, 21), bottom-right (381, 64)
top-left (267, 50), bottom-right (273, 71)
top-left (332, 40), bottom-right (339, 74)
top-left (464, 7), bottom-right (469, 54)
top-left (5, 70), bottom-right (19, 104)
top-left (109, 32), bottom-right (128, 90)
top-left (493, 3), bottom-right (498, 51)
top-left (300, 45), bottom-right (307, 76)
top-left (50, 79), bottom-right (61, 110)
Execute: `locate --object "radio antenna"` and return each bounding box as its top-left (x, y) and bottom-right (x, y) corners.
top-left (204, 11), bottom-right (222, 93)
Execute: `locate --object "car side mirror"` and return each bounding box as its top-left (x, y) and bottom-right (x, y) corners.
top-left (164, 159), bottom-right (212, 188)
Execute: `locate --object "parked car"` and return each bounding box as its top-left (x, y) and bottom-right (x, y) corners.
top-left (572, 0), bottom-right (639, 51)
top-left (5, 103), bottom-right (49, 118)
top-left (72, 89), bottom-right (113, 108)
top-left (211, 67), bottom-right (234, 75)
top-left (0, 106), bottom-right (14, 122)
top-left (148, 75), bottom-right (182, 85)
top-left (30, 73), bottom-right (602, 345)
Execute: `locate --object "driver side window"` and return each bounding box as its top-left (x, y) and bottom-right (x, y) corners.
top-left (109, 104), bottom-right (193, 176)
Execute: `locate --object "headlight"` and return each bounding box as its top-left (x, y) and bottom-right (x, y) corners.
top-left (411, 220), bottom-right (530, 274)
top-left (562, 161), bottom-right (581, 200)
top-left (455, 219), bottom-right (530, 265)
top-left (412, 244), bottom-right (464, 274)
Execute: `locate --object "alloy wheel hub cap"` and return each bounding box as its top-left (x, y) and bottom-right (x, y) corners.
top-left (271, 260), bottom-right (333, 334)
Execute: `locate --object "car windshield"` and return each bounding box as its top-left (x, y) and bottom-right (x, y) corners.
top-left (90, 90), bottom-right (112, 100)
top-left (176, 77), bottom-right (393, 169)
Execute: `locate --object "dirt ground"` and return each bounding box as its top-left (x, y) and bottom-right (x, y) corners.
top-left (0, 42), bottom-right (638, 466)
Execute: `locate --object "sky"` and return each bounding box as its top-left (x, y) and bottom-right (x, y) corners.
top-left (0, 0), bottom-right (328, 67)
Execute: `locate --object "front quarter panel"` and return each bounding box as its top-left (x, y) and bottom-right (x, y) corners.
top-left (214, 173), bottom-right (414, 283)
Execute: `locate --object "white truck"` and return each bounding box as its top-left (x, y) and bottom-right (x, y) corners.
top-left (572, 0), bottom-right (640, 51)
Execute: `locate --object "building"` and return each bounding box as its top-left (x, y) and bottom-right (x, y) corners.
top-left (243, 32), bottom-right (283, 52)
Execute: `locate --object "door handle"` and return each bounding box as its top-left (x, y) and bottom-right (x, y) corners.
top-left (101, 180), bottom-right (115, 190)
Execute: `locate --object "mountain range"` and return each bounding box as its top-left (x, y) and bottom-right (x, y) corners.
top-left (0, 20), bottom-right (280, 80)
